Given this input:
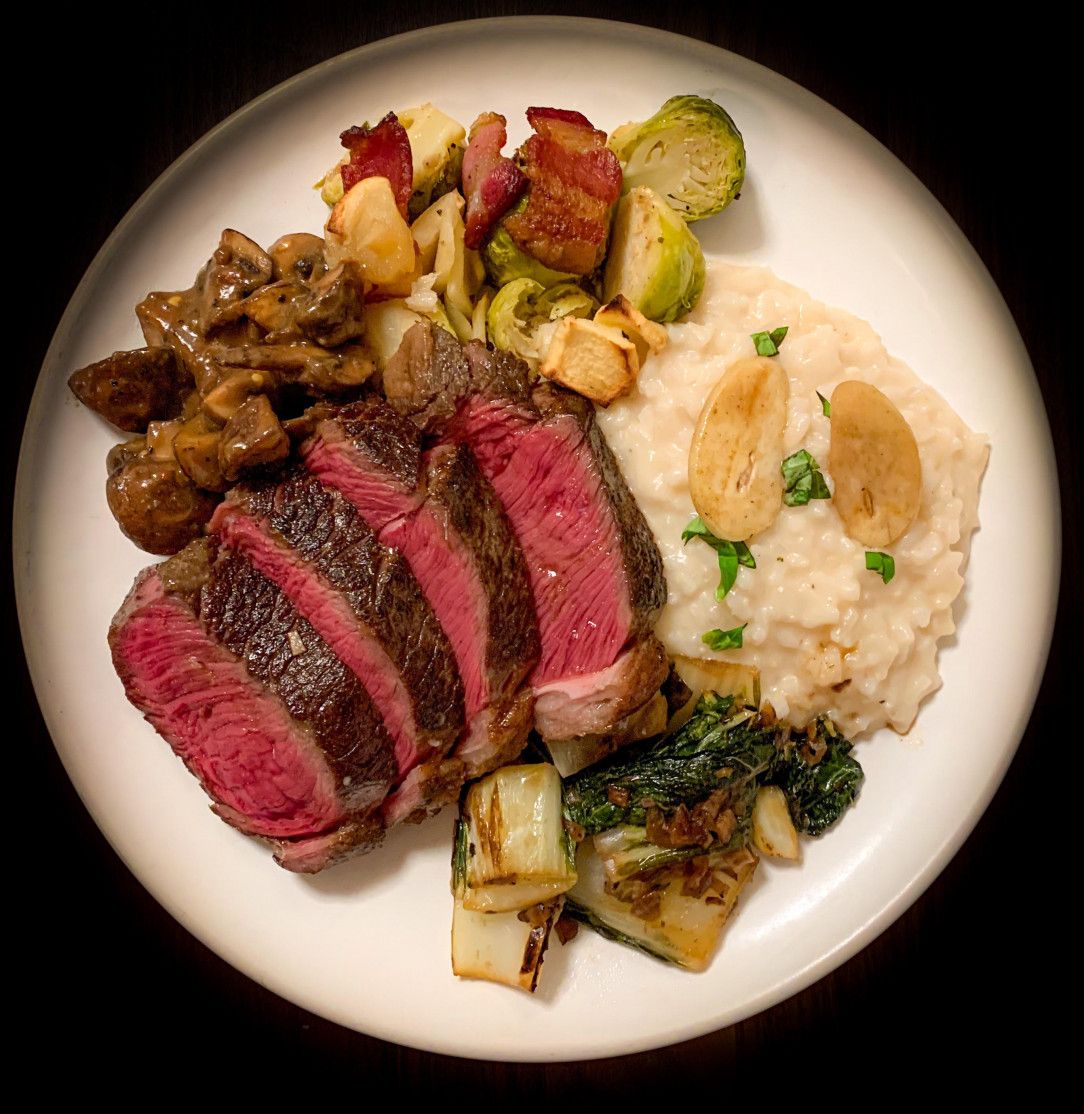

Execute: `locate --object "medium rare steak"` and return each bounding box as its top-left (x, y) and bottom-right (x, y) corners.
top-left (303, 398), bottom-right (538, 800)
top-left (212, 464), bottom-right (464, 777)
top-left (109, 539), bottom-right (393, 872)
top-left (384, 322), bottom-right (669, 740)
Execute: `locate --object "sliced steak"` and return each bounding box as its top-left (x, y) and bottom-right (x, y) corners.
top-left (109, 541), bottom-right (393, 872)
top-left (302, 398), bottom-right (538, 789)
top-left (212, 463), bottom-right (464, 778)
top-left (384, 322), bottom-right (668, 739)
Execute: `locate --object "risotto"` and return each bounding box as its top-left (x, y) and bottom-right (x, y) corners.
top-left (597, 260), bottom-right (989, 738)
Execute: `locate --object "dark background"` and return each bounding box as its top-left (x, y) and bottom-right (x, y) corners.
top-left (9, 3), bottom-right (1074, 1096)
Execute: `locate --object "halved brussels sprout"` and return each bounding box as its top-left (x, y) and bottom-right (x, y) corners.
top-left (487, 278), bottom-right (597, 365)
top-left (608, 95), bottom-right (745, 222)
top-left (602, 186), bottom-right (705, 323)
top-left (483, 222), bottom-right (578, 289)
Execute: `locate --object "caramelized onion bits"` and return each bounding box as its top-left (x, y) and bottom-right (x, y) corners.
top-left (689, 355), bottom-right (788, 541)
top-left (829, 380), bottom-right (922, 547)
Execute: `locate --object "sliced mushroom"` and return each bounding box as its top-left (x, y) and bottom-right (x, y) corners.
top-left (236, 279), bottom-right (310, 335)
top-left (197, 229), bottom-right (274, 329)
top-left (106, 455), bottom-right (218, 555)
top-left (296, 262), bottom-right (367, 347)
top-left (201, 369), bottom-right (276, 423)
top-left (218, 394), bottom-right (290, 481)
top-left (689, 356), bottom-right (789, 541)
top-left (68, 347), bottom-right (192, 433)
top-left (829, 380), bottom-right (922, 547)
top-left (173, 412), bottom-right (229, 492)
top-left (106, 437), bottom-right (147, 476)
top-left (268, 232), bottom-right (327, 283)
top-left (212, 341), bottom-right (372, 395)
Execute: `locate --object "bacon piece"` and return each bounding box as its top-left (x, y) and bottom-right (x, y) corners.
top-left (504, 108), bottom-right (622, 275)
top-left (462, 112), bottom-right (527, 251)
top-left (526, 107), bottom-right (594, 130)
top-left (339, 113), bottom-right (413, 219)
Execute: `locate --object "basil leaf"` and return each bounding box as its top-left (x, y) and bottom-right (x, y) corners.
top-left (702, 624), bottom-right (747, 651)
top-left (682, 516), bottom-right (755, 600)
top-left (781, 448), bottom-right (831, 507)
top-left (751, 325), bottom-right (789, 357)
top-left (865, 551), bottom-right (896, 584)
top-left (734, 540), bottom-right (756, 569)
top-left (681, 516), bottom-right (711, 543)
top-left (817, 390), bottom-right (831, 417)
top-left (715, 545), bottom-right (738, 599)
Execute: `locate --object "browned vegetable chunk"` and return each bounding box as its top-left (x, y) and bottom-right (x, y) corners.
top-left (106, 456), bottom-right (218, 555)
top-left (218, 394), bottom-right (290, 481)
top-left (68, 347), bottom-right (191, 433)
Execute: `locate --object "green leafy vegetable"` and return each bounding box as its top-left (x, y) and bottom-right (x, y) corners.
top-left (563, 693), bottom-right (780, 835)
top-left (750, 326), bottom-right (788, 357)
top-left (865, 551), bottom-right (896, 584)
top-left (702, 625), bottom-right (746, 651)
top-left (682, 516), bottom-right (755, 600)
top-left (781, 449), bottom-right (832, 507)
top-left (770, 718), bottom-right (864, 836)
top-left (817, 390), bottom-right (831, 417)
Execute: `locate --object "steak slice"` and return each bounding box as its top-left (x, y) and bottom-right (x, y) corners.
top-left (302, 398), bottom-right (538, 793)
top-left (212, 463), bottom-right (464, 778)
top-left (384, 322), bottom-right (668, 739)
top-left (109, 540), bottom-right (394, 872)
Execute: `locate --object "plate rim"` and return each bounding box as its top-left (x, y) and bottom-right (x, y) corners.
top-left (14, 15), bottom-right (1061, 1061)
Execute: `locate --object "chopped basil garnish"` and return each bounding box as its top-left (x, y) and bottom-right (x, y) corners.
top-left (865, 551), bottom-right (896, 584)
top-left (751, 325), bottom-right (789, 357)
top-left (682, 516), bottom-right (756, 600)
top-left (817, 390), bottom-right (831, 417)
top-left (702, 624), bottom-right (747, 651)
top-left (781, 448), bottom-right (831, 507)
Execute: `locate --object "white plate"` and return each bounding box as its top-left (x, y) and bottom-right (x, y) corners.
top-left (14, 18), bottom-right (1059, 1060)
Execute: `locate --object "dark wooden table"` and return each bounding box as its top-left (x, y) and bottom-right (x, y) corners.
top-left (9, 4), bottom-right (1072, 1094)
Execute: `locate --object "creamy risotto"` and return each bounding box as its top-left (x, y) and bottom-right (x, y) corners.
top-left (597, 260), bottom-right (989, 738)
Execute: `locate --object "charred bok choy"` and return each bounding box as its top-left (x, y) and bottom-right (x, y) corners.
top-left (451, 763), bottom-right (576, 992)
top-left (561, 693), bottom-right (864, 970)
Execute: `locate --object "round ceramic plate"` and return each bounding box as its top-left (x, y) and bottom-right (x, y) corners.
top-left (15, 18), bottom-right (1058, 1060)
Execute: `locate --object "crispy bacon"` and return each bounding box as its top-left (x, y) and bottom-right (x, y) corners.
top-left (504, 107), bottom-right (622, 275)
top-left (462, 112), bottom-right (527, 250)
top-left (339, 113), bottom-right (413, 220)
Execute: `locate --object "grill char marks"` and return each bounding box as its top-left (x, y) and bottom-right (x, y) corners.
top-left (304, 397), bottom-right (539, 791)
top-left (223, 467), bottom-right (465, 773)
top-left (384, 320), bottom-right (669, 740)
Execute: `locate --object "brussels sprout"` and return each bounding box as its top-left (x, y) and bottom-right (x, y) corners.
top-left (608, 95), bottom-right (745, 222)
top-left (482, 222), bottom-right (577, 289)
top-left (487, 278), bottom-right (597, 364)
top-left (602, 186), bottom-right (705, 323)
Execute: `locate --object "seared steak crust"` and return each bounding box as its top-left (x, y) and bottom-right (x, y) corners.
top-left (200, 545), bottom-right (398, 796)
top-left (424, 441), bottom-right (539, 699)
top-left (237, 468), bottom-right (464, 748)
